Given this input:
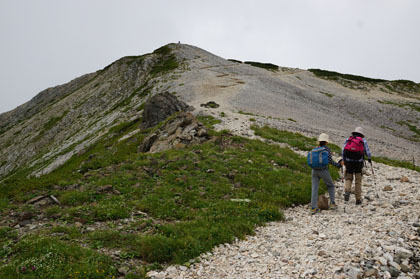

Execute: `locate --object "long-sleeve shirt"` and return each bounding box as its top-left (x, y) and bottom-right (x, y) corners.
top-left (342, 137), bottom-right (371, 162)
top-left (319, 146), bottom-right (341, 170)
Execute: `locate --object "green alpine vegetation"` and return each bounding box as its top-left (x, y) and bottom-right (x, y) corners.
top-left (251, 125), bottom-right (342, 153)
top-left (308, 68), bottom-right (387, 83)
top-left (244, 61), bottom-right (279, 71)
top-left (309, 68), bottom-right (420, 95)
top-left (0, 115), bottom-right (338, 278)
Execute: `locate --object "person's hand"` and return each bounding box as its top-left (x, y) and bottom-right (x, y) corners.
top-left (339, 159), bottom-right (344, 166)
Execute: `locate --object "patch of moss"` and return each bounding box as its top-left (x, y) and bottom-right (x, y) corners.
top-left (238, 111), bottom-right (256, 116)
top-left (320, 91), bottom-right (334, 98)
top-left (153, 45), bottom-right (172, 56)
top-left (378, 100), bottom-right (420, 112)
top-left (252, 125), bottom-right (341, 153)
top-left (397, 121), bottom-right (420, 141)
top-left (308, 69), bottom-right (386, 83)
top-left (244, 61), bottom-right (279, 71)
top-left (309, 69), bottom-right (420, 95)
top-left (373, 156), bottom-right (419, 172)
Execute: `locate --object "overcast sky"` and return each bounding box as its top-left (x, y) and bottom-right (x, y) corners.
top-left (1, 0), bottom-right (419, 113)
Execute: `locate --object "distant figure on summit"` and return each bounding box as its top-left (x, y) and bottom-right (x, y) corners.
top-left (342, 127), bottom-right (372, 205)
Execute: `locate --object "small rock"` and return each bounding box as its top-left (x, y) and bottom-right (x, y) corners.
top-left (305, 268), bottom-right (317, 275)
top-left (400, 263), bottom-right (410, 272)
top-left (377, 257), bottom-right (387, 266)
top-left (383, 252), bottom-right (393, 263)
top-left (118, 267), bottom-right (129, 275)
top-left (28, 224), bottom-right (37, 230)
top-left (383, 271), bottom-right (391, 279)
top-left (73, 217), bottom-right (88, 224)
top-left (197, 128), bottom-right (208, 137)
top-left (74, 222), bottom-right (83, 228)
top-left (19, 212), bottom-right (35, 221)
top-left (363, 268), bottom-right (378, 277)
top-left (26, 196), bottom-right (46, 204)
top-left (345, 266), bottom-right (362, 279)
top-left (166, 266), bottom-right (177, 274)
top-left (380, 266), bottom-right (390, 272)
top-left (318, 250), bottom-right (327, 257)
top-left (19, 220), bottom-right (32, 227)
top-left (147, 271), bottom-right (165, 279)
top-left (50, 195), bottom-right (61, 205)
top-left (395, 247), bottom-right (413, 259)
top-left (400, 176), bottom-right (409, 182)
top-left (389, 261), bottom-right (400, 270)
top-left (389, 266), bottom-right (400, 277)
top-left (383, 186), bottom-right (393, 191)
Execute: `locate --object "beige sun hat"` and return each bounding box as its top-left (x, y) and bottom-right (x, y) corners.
top-left (353, 127), bottom-right (364, 136)
top-left (318, 133), bottom-right (329, 142)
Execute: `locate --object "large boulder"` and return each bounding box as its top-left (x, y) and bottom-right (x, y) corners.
top-left (139, 112), bottom-right (210, 153)
top-left (141, 92), bottom-right (190, 129)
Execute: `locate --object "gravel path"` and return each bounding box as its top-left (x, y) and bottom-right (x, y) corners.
top-left (148, 162), bottom-right (420, 279)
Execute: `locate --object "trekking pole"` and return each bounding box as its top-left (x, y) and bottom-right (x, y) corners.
top-left (341, 164), bottom-right (346, 213)
top-left (370, 161), bottom-right (379, 198)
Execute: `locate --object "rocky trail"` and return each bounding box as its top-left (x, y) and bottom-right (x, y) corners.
top-left (148, 157), bottom-right (420, 278)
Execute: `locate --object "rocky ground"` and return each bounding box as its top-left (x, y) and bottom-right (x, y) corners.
top-left (172, 44), bottom-right (420, 162)
top-left (147, 158), bottom-right (420, 278)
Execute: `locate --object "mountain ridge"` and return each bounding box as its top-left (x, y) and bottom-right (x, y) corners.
top-left (0, 43), bottom-right (419, 180)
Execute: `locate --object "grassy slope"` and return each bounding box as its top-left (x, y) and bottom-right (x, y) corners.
top-left (0, 116), bottom-right (335, 278)
top-left (308, 68), bottom-right (420, 96)
top-left (252, 125), bottom-right (419, 172)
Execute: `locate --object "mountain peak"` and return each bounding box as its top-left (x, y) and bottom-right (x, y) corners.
top-left (0, 43), bottom-right (419, 180)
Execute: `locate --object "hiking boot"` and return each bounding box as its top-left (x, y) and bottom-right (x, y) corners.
top-left (356, 200), bottom-right (362, 205)
top-left (329, 203), bottom-right (338, 210)
top-left (344, 192), bottom-right (350, 202)
top-left (311, 208), bottom-right (321, 215)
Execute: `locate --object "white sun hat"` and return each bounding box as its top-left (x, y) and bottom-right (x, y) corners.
top-left (318, 133), bottom-right (329, 142)
top-left (353, 127), bottom-right (364, 136)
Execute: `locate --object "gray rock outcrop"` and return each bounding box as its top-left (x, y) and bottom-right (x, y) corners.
top-left (139, 112), bottom-right (210, 153)
top-left (141, 92), bottom-right (190, 129)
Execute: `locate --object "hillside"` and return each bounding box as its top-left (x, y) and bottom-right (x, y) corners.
top-left (1, 43), bottom-right (419, 181)
top-left (0, 43), bottom-right (419, 278)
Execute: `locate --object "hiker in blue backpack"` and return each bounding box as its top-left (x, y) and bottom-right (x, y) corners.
top-left (308, 133), bottom-right (343, 215)
top-left (342, 127), bottom-right (372, 205)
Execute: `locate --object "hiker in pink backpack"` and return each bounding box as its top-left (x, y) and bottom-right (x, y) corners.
top-left (342, 127), bottom-right (372, 205)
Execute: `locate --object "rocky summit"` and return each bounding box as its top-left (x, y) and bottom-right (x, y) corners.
top-left (0, 43), bottom-right (419, 278)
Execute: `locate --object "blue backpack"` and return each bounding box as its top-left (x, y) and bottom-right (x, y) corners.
top-left (307, 146), bottom-right (329, 169)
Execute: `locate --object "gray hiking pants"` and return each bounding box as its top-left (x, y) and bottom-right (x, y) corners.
top-left (311, 169), bottom-right (336, 209)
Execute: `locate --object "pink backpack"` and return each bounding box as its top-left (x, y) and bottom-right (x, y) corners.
top-left (344, 136), bottom-right (364, 159)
